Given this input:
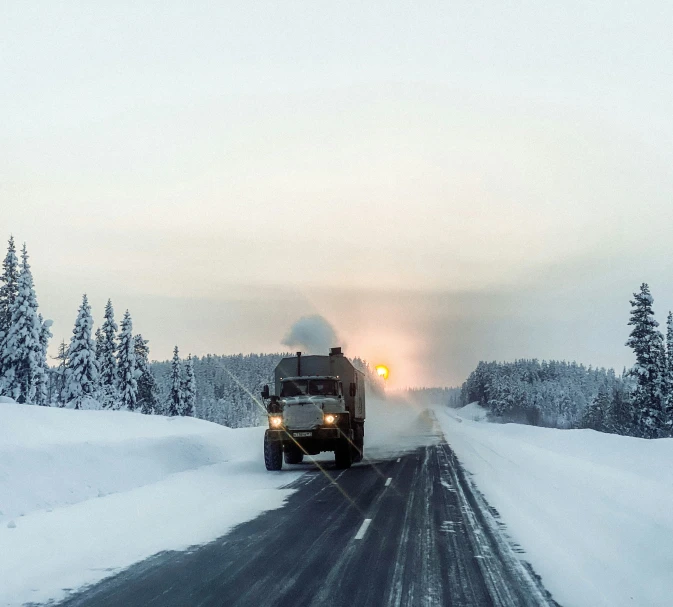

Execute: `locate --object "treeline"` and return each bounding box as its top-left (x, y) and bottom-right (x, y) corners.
top-left (460, 359), bottom-right (626, 429)
top-left (0, 236), bottom-right (381, 428)
top-left (1, 235), bottom-right (402, 426)
top-left (460, 283), bottom-right (673, 439)
top-left (150, 354), bottom-right (383, 428)
top-left (151, 353), bottom-right (280, 428)
top-left (0, 236), bottom-right (193, 414)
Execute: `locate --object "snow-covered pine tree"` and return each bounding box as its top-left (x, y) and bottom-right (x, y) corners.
top-left (117, 310), bottom-right (137, 411)
top-left (64, 295), bottom-right (99, 409)
top-left (168, 346), bottom-right (183, 416)
top-left (625, 283), bottom-right (667, 438)
top-left (98, 299), bottom-right (119, 408)
top-left (581, 387), bottom-right (610, 431)
top-left (95, 327), bottom-right (104, 361)
top-left (666, 311), bottom-right (673, 436)
top-left (181, 354), bottom-right (196, 417)
top-left (35, 314), bottom-right (53, 405)
top-left (53, 339), bottom-right (68, 406)
top-left (0, 236), bottom-right (20, 347)
top-left (606, 380), bottom-right (633, 436)
top-left (0, 244), bottom-right (43, 403)
top-left (134, 334), bottom-right (158, 414)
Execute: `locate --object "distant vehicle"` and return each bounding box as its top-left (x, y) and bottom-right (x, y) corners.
top-left (261, 347), bottom-right (366, 470)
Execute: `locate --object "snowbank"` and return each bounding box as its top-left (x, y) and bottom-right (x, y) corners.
top-left (436, 405), bottom-right (673, 607)
top-left (453, 401), bottom-right (488, 421)
top-left (0, 403), bottom-right (302, 607)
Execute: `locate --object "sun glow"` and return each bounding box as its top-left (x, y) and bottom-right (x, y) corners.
top-left (375, 365), bottom-right (389, 380)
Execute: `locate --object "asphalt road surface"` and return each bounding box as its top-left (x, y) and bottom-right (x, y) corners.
top-left (56, 416), bottom-right (559, 607)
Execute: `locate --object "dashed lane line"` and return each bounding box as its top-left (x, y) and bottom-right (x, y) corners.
top-left (354, 518), bottom-right (372, 540)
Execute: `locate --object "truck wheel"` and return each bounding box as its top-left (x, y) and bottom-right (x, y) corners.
top-left (284, 445), bottom-right (304, 464)
top-left (264, 431), bottom-right (283, 471)
top-left (335, 440), bottom-right (352, 469)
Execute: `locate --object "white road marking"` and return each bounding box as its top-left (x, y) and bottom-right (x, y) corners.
top-left (396, 457), bottom-right (401, 463)
top-left (354, 518), bottom-right (372, 540)
top-left (385, 477), bottom-right (392, 487)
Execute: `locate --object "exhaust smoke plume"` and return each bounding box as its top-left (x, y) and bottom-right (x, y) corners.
top-left (282, 315), bottom-right (340, 354)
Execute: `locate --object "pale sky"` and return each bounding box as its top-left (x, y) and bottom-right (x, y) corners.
top-left (2, 1), bottom-right (673, 387)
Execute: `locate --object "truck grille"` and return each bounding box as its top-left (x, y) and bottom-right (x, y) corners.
top-left (284, 403), bottom-right (323, 430)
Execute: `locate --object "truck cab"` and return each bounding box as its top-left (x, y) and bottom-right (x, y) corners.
top-left (279, 376), bottom-right (346, 430)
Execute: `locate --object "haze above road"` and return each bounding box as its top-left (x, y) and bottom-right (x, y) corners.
top-left (3, 2), bottom-right (673, 386)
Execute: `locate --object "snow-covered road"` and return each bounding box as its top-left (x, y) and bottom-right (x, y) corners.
top-left (0, 403), bottom-right (302, 607)
top-left (4, 399), bottom-right (671, 607)
top-left (436, 404), bottom-right (673, 607)
top-left (51, 417), bottom-right (557, 607)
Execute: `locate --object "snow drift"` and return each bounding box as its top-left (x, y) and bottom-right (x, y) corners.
top-left (436, 404), bottom-right (673, 607)
top-left (0, 402), bottom-right (302, 607)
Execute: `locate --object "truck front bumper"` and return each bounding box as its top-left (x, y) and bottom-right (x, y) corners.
top-left (267, 427), bottom-right (350, 443)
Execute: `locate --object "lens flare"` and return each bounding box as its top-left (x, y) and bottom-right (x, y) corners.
top-left (375, 365), bottom-right (389, 380)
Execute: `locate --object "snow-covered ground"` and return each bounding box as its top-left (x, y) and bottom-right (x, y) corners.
top-left (436, 404), bottom-right (673, 607)
top-left (0, 401), bottom-right (302, 607)
top-left (6, 396), bottom-right (669, 607)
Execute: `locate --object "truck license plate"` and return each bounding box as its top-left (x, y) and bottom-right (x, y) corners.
top-left (292, 432), bottom-right (312, 437)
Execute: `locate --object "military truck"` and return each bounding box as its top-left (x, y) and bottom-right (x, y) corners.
top-left (261, 347), bottom-right (365, 470)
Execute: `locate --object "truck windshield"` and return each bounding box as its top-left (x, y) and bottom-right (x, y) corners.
top-left (309, 379), bottom-right (339, 396)
top-left (280, 379), bottom-right (339, 397)
top-left (281, 380), bottom-right (308, 397)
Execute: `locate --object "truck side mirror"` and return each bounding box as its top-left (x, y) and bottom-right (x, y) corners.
top-left (350, 383), bottom-right (356, 397)
top-left (261, 385), bottom-right (270, 399)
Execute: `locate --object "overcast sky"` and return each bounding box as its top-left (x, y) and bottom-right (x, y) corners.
top-left (2, 1), bottom-right (673, 387)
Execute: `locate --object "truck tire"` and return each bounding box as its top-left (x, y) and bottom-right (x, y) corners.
top-left (284, 445), bottom-right (304, 465)
top-left (334, 439), bottom-right (353, 469)
top-left (264, 431), bottom-right (283, 471)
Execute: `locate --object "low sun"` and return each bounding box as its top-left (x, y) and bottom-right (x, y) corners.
top-left (375, 365), bottom-right (389, 380)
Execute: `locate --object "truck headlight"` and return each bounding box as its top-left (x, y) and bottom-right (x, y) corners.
top-left (324, 414), bottom-right (336, 424)
top-left (269, 416), bottom-right (283, 428)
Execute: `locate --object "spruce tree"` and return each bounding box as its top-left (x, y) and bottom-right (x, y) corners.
top-left (605, 381), bottom-right (633, 436)
top-left (54, 339), bottom-right (68, 406)
top-left (117, 310), bottom-right (137, 410)
top-left (0, 236), bottom-right (20, 345)
top-left (666, 311), bottom-right (673, 436)
top-left (182, 354), bottom-right (196, 417)
top-left (35, 314), bottom-right (53, 406)
top-left (625, 284), bottom-right (667, 438)
top-left (581, 387), bottom-right (609, 431)
top-left (134, 334), bottom-right (158, 414)
top-left (168, 346), bottom-right (183, 416)
top-left (98, 299), bottom-right (119, 407)
top-left (95, 327), bottom-right (104, 361)
top-left (0, 245), bottom-right (43, 403)
top-left (64, 295), bottom-right (99, 409)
